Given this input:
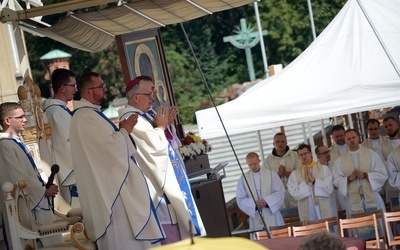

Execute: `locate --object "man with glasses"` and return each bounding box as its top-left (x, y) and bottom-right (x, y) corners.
top-left (316, 145), bottom-right (343, 211)
top-left (42, 68), bottom-right (79, 207)
top-left (70, 72), bottom-right (163, 249)
top-left (0, 102), bottom-right (63, 248)
top-left (288, 144), bottom-right (336, 221)
top-left (119, 76), bottom-right (206, 245)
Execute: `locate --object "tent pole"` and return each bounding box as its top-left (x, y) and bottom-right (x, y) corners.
top-left (301, 123), bottom-right (307, 142)
top-left (256, 130), bottom-right (266, 161)
top-left (347, 114), bottom-right (354, 129)
top-left (306, 0), bottom-right (317, 40)
top-left (356, 0), bottom-right (400, 78)
top-left (358, 112), bottom-right (366, 141)
top-left (320, 119), bottom-right (328, 146)
top-left (307, 122), bottom-right (316, 159)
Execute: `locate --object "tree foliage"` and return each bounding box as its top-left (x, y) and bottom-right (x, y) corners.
top-left (24, 0), bottom-right (346, 123)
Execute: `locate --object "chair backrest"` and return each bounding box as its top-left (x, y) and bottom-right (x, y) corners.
top-left (283, 213), bottom-right (301, 224)
top-left (2, 179), bottom-right (94, 250)
top-left (269, 225), bottom-right (292, 238)
top-left (292, 221), bottom-right (329, 237)
top-left (305, 216), bottom-right (338, 234)
top-left (383, 211), bottom-right (400, 247)
top-left (339, 214), bottom-right (380, 249)
top-left (348, 209), bottom-right (387, 248)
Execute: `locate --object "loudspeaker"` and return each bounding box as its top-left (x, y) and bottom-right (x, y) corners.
top-left (191, 180), bottom-right (231, 237)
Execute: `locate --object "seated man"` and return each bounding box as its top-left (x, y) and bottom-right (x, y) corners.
top-left (0, 102), bottom-right (62, 247)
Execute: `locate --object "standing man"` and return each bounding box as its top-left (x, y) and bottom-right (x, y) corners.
top-left (362, 118), bottom-right (397, 206)
top-left (42, 68), bottom-right (79, 207)
top-left (315, 145), bottom-right (331, 167)
top-left (386, 145), bottom-right (400, 205)
top-left (119, 76), bottom-right (205, 244)
top-left (333, 129), bottom-right (388, 215)
top-left (383, 116), bottom-right (400, 150)
top-left (264, 133), bottom-right (300, 215)
top-left (70, 72), bottom-right (163, 249)
top-left (315, 145), bottom-right (342, 211)
top-left (329, 125), bottom-right (348, 170)
top-left (0, 102), bottom-right (62, 247)
top-left (236, 152), bottom-right (285, 239)
top-left (362, 119), bottom-right (391, 161)
top-left (288, 144), bottom-right (337, 221)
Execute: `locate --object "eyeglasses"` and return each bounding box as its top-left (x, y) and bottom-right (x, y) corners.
top-left (63, 84), bottom-right (77, 88)
top-left (134, 92), bottom-right (154, 98)
top-left (87, 83), bottom-right (106, 90)
top-left (8, 115), bottom-right (26, 121)
top-left (317, 150), bottom-right (330, 156)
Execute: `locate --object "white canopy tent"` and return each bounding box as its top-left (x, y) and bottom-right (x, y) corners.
top-left (196, 0), bottom-right (400, 139)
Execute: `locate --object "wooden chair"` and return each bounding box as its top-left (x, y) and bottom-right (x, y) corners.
top-left (339, 214), bottom-right (380, 249)
top-left (305, 216), bottom-right (338, 235)
top-left (283, 213), bottom-right (301, 224)
top-left (348, 209), bottom-right (387, 248)
top-left (383, 211), bottom-right (400, 248)
top-left (292, 221), bottom-right (329, 237)
top-left (270, 225), bottom-right (292, 238)
top-left (2, 179), bottom-right (95, 250)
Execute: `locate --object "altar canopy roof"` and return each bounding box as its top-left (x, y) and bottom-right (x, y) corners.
top-left (7, 0), bottom-right (255, 52)
top-left (196, 0), bottom-right (400, 139)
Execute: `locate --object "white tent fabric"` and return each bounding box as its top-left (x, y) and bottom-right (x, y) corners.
top-left (16, 0), bottom-right (254, 52)
top-left (196, 0), bottom-right (400, 139)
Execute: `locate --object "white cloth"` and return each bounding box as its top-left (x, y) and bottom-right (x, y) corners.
top-left (70, 99), bottom-right (163, 249)
top-left (119, 105), bottom-right (206, 240)
top-left (287, 164), bottom-right (337, 221)
top-left (386, 147), bottom-right (400, 201)
top-left (389, 138), bottom-right (400, 150)
top-left (332, 147), bottom-right (388, 215)
top-left (264, 148), bottom-right (299, 212)
top-left (0, 133), bottom-right (62, 246)
top-left (42, 98), bottom-right (77, 206)
top-left (236, 168), bottom-right (285, 230)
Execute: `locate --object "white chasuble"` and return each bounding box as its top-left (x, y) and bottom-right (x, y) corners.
top-left (70, 100), bottom-right (163, 247)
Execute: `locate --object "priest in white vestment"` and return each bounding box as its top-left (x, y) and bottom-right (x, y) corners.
top-left (383, 117), bottom-right (400, 150)
top-left (0, 102), bottom-right (63, 248)
top-left (333, 129), bottom-right (388, 215)
top-left (42, 69), bottom-right (79, 207)
top-left (70, 72), bottom-right (163, 250)
top-left (264, 133), bottom-right (300, 215)
top-left (362, 118), bottom-right (397, 206)
top-left (288, 144), bottom-right (337, 222)
top-left (386, 145), bottom-right (400, 204)
top-left (119, 76), bottom-right (206, 244)
top-left (237, 152), bottom-right (285, 239)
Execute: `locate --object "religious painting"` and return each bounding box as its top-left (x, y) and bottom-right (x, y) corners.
top-left (116, 29), bottom-right (175, 111)
top-left (116, 29), bottom-right (183, 138)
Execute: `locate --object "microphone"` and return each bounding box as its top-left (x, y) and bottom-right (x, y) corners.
top-left (46, 164), bottom-right (60, 189)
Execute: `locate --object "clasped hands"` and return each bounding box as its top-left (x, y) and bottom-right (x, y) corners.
top-left (278, 165), bottom-right (291, 177)
top-left (347, 169), bottom-right (368, 182)
top-left (304, 169), bottom-right (315, 185)
top-left (256, 198), bottom-right (268, 208)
